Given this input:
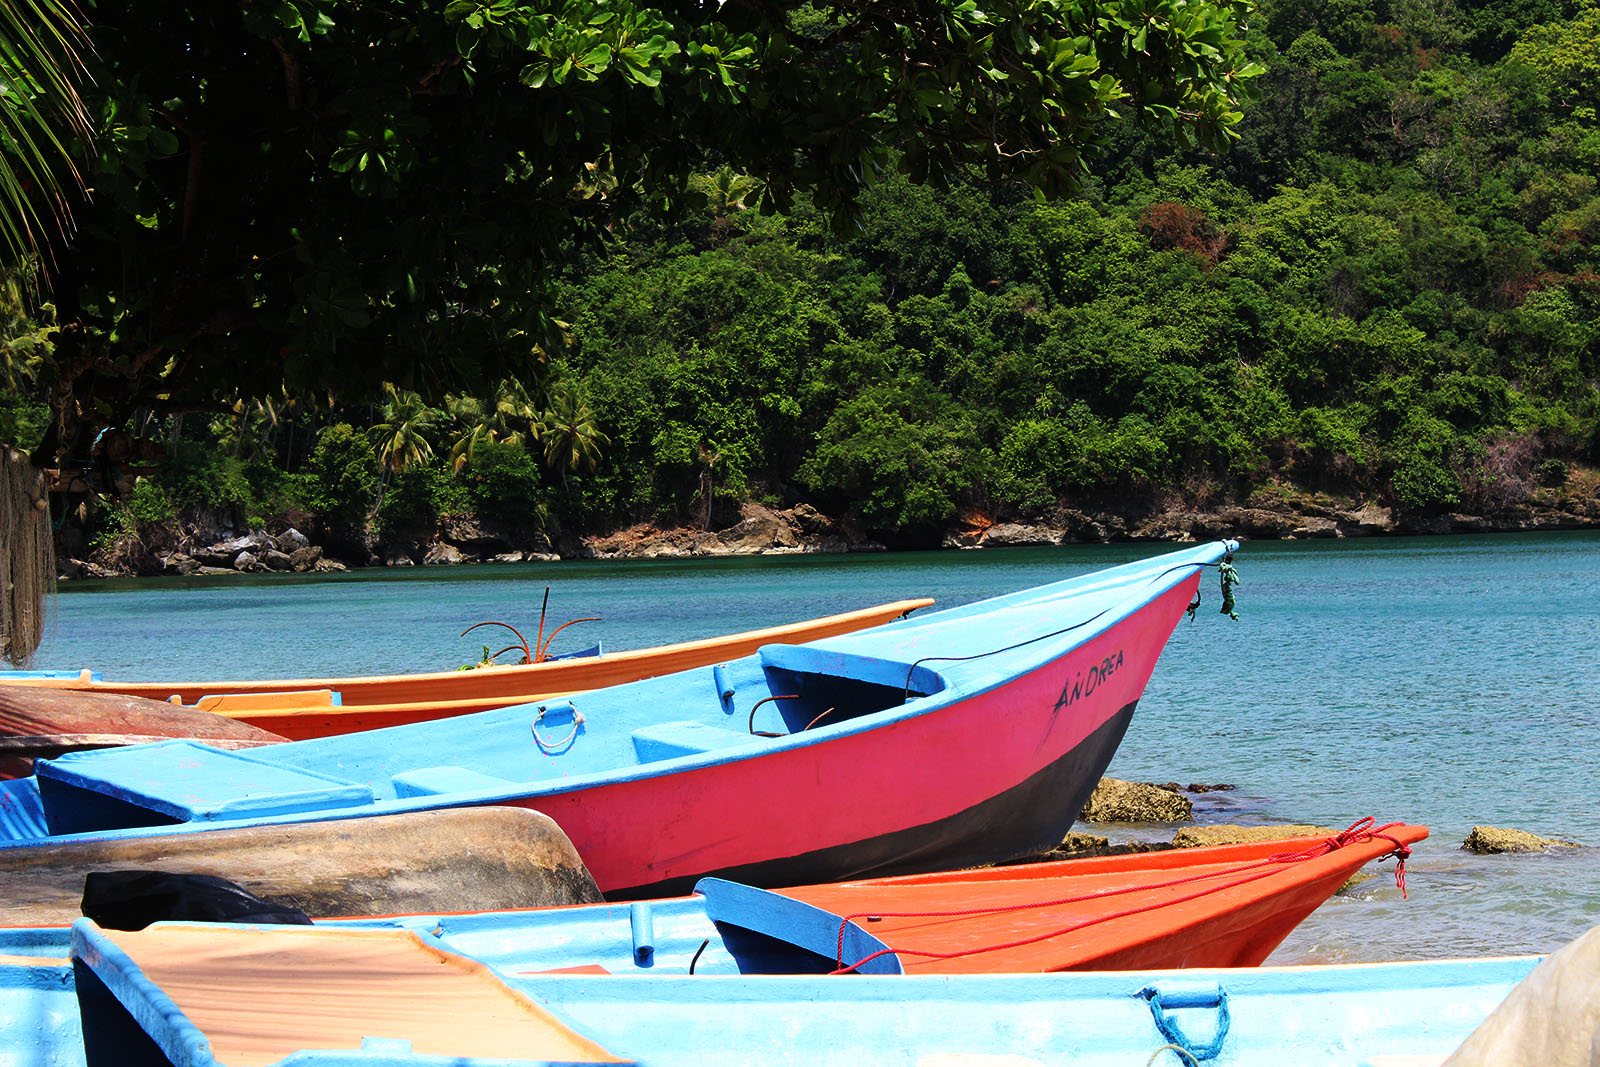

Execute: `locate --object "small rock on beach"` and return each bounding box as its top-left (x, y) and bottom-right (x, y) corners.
top-left (1077, 778), bottom-right (1193, 823)
top-left (1462, 826), bottom-right (1584, 853)
top-left (1172, 824), bottom-right (1336, 848)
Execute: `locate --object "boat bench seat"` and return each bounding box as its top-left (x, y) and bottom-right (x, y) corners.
top-left (631, 721), bottom-right (756, 763)
top-left (189, 688), bottom-right (342, 713)
top-left (391, 766), bottom-right (521, 798)
top-left (757, 644), bottom-right (944, 696)
top-left (71, 921), bottom-right (630, 1066)
top-left (35, 741), bottom-right (374, 835)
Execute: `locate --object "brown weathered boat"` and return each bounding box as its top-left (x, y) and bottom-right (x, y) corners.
top-left (0, 686), bottom-right (286, 779)
top-left (0, 806), bottom-right (601, 926)
top-left (1, 598), bottom-right (933, 740)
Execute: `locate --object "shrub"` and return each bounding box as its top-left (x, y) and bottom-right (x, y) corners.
top-left (462, 441), bottom-right (548, 527)
top-left (304, 423), bottom-right (379, 533)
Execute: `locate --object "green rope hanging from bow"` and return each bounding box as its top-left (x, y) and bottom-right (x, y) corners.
top-left (1217, 554), bottom-right (1240, 620)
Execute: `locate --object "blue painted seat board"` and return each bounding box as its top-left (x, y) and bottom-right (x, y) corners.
top-left (695, 878), bottom-right (902, 976)
top-left (390, 767), bottom-right (520, 798)
top-left (0, 778), bottom-right (50, 840)
top-left (35, 742), bottom-right (375, 834)
top-left (630, 722), bottom-right (762, 762)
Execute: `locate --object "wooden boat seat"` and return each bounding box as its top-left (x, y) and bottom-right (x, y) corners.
top-left (187, 688), bottom-right (342, 713)
top-left (71, 919), bottom-right (630, 1066)
top-left (35, 742), bottom-right (374, 835)
top-left (632, 721), bottom-right (757, 762)
top-left (391, 765), bottom-right (520, 798)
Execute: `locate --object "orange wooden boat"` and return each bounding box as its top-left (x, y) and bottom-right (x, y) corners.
top-left (0, 598), bottom-right (931, 741)
top-left (782, 819), bottom-right (1427, 972)
top-left (268, 819), bottom-right (1425, 977)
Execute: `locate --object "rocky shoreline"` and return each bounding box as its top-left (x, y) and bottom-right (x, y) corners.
top-left (1024, 778), bottom-right (1588, 862)
top-left (60, 490), bottom-right (1600, 580)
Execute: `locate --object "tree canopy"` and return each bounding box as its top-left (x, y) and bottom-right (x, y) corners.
top-left (22, 0), bottom-right (1260, 459)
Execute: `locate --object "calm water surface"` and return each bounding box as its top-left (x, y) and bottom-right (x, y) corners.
top-left (31, 532), bottom-right (1600, 964)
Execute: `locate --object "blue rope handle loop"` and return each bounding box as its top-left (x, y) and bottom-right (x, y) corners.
top-left (1139, 986), bottom-right (1231, 1063)
top-left (532, 703), bottom-right (585, 751)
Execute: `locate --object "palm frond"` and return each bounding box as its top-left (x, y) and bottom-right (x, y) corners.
top-left (0, 0), bottom-right (93, 265)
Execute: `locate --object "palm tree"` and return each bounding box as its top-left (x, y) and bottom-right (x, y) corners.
top-left (535, 384), bottom-right (608, 488)
top-left (697, 440), bottom-right (721, 531)
top-left (0, 0), bottom-right (93, 267)
top-left (366, 383), bottom-right (438, 515)
top-left (445, 378), bottom-right (540, 471)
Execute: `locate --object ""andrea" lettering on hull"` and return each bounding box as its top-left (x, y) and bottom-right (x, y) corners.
top-left (1054, 650), bottom-right (1126, 711)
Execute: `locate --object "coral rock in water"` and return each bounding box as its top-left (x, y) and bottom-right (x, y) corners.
top-left (1078, 778), bottom-right (1193, 823)
top-left (1462, 826), bottom-right (1584, 854)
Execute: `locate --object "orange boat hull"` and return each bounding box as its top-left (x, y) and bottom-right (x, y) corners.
top-left (5, 599), bottom-right (932, 740)
top-left (782, 823), bottom-right (1429, 973)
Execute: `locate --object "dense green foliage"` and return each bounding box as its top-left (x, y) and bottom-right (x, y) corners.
top-left (549, 0), bottom-right (1600, 534)
top-left (8, 0), bottom-right (1258, 472)
top-left (8, 0), bottom-right (1600, 556)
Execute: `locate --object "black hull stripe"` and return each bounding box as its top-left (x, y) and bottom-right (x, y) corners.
top-left (607, 699), bottom-right (1139, 899)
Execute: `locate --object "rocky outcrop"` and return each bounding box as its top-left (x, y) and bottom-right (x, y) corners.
top-left (943, 489), bottom-right (1599, 548)
top-left (233, 550), bottom-right (267, 573)
top-left (1172, 824), bottom-right (1336, 848)
top-left (1462, 826), bottom-right (1584, 853)
top-left (1078, 779), bottom-right (1194, 823)
top-left (64, 468), bottom-right (1600, 580)
top-left (262, 549), bottom-right (295, 571)
top-left (288, 546), bottom-right (322, 570)
top-left (276, 527), bottom-right (311, 551)
top-left (423, 543), bottom-right (465, 566)
top-left (579, 503), bottom-right (885, 560)
top-left (1055, 830), bottom-right (1111, 852)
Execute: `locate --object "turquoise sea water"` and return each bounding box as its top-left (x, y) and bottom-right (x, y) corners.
top-left (28, 531), bottom-right (1600, 964)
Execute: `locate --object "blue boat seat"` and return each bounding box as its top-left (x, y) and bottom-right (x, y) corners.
top-left (631, 721), bottom-right (758, 763)
top-left (391, 766), bottom-right (521, 798)
top-left (35, 742), bottom-right (374, 836)
top-left (756, 644), bottom-right (944, 695)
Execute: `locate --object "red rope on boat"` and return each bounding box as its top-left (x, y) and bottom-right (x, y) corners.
top-left (829, 818), bottom-right (1413, 974)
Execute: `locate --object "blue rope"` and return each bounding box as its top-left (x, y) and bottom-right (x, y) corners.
top-left (1140, 987), bottom-right (1231, 1062)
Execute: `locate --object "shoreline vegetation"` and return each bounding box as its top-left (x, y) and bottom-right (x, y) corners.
top-left (59, 484), bottom-right (1600, 580)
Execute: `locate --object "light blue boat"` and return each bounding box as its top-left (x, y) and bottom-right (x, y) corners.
top-left (2, 542), bottom-right (1238, 900)
top-left (26, 917), bottom-right (1535, 1067)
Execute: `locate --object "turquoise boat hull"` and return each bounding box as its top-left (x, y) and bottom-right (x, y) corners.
top-left (7, 923), bottom-right (1538, 1067)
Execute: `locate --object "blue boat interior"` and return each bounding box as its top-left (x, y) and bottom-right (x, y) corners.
top-left (2, 925), bottom-right (1546, 1067)
top-left (4, 542), bottom-right (1234, 847)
